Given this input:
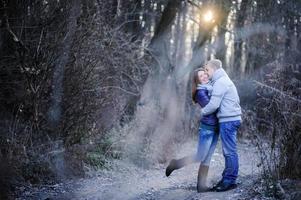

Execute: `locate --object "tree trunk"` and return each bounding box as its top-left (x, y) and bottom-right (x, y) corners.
top-left (215, 0), bottom-right (232, 65)
top-left (233, 0), bottom-right (250, 75)
top-left (150, 0), bottom-right (182, 48)
top-left (47, 0), bottom-right (81, 128)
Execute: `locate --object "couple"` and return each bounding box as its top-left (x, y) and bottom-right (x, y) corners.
top-left (165, 59), bottom-right (242, 192)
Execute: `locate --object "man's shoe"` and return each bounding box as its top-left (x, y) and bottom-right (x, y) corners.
top-left (209, 180), bottom-right (223, 191)
top-left (215, 182), bottom-right (237, 192)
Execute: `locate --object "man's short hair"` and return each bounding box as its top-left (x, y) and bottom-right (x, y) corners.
top-left (206, 59), bottom-right (222, 69)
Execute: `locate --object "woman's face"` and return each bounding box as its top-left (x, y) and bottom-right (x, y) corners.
top-left (197, 70), bottom-right (209, 84)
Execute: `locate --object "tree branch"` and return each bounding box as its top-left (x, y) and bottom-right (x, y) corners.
top-left (254, 80), bottom-right (301, 103)
top-left (2, 0), bottom-right (29, 52)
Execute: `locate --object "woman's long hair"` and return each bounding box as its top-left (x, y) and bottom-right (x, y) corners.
top-left (192, 68), bottom-right (204, 103)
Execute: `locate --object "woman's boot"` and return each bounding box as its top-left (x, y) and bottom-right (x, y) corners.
top-left (165, 156), bottom-right (194, 177)
top-left (197, 164), bottom-right (209, 192)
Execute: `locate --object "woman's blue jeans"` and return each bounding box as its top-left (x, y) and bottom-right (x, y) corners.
top-left (193, 124), bottom-right (219, 166)
top-left (220, 120), bottom-right (241, 184)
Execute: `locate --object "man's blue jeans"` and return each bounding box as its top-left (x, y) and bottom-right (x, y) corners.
top-left (194, 125), bottom-right (219, 166)
top-left (220, 120), bottom-right (241, 184)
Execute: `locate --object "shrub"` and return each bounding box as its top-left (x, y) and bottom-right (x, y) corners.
top-left (253, 63), bottom-right (301, 197)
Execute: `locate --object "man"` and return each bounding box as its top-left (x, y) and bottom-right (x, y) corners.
top-left (202, 59), bottom-right (242, 192)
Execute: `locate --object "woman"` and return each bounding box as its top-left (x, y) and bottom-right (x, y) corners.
top-left (165, 68), bottom-right (219, 192)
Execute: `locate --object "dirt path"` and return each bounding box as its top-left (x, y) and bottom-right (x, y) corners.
top-left (18, 139), bottom-right (261, 200)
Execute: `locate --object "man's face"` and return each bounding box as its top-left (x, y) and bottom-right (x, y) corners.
top-left (204, 64), bottom-right (215, 79)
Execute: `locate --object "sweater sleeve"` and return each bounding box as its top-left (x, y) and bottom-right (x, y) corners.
top-left (201, 80), bottom-right (227, 116)
top-left (196, 89), bottom-right (210, 108)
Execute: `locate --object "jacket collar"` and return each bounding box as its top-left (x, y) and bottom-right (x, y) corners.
top-left (211, 68), bottom-right (227, 83)
top-left (197, 83), bottom-right (211, 89)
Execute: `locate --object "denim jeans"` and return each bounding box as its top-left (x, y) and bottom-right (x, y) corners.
top-left (193, 124), bottom-right (219, 166)
top-left (220, 120), bottom-right (241, 184)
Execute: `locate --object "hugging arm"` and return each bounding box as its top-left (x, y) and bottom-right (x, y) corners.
top-left (201, 81), bottom-right (227, 116)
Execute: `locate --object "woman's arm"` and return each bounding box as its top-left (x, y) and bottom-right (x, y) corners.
top-left (196, 89), bottom-right (210, 108)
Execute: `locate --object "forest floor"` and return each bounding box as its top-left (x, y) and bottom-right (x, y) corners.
top-left (17, 139), bottom-right (272, 200)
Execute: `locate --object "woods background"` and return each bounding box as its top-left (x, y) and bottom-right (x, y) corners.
top-left (0, 0), bottom-right (300, 199)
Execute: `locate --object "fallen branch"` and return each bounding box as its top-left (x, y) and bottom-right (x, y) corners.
top-left (254, 80), bottom-right (301, 104)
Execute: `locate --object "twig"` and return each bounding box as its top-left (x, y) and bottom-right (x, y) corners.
top-left (84, 86), bottom-right (140, 96)
top-left (186, 0), bottom-right (201, 10)
top-left (276, 182), bottom-right (287, 199)
top-left (36, 28), bottom-right (44, 57)
top-left (2, 0), bottom-right (29, 52)
top-left (112, 19), bottom-right (140, 33)
top-left (121, 71), bottom-right (140, 92)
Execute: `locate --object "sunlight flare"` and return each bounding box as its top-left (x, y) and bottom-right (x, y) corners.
top-left (203, 10), bottom-right (215, 23)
